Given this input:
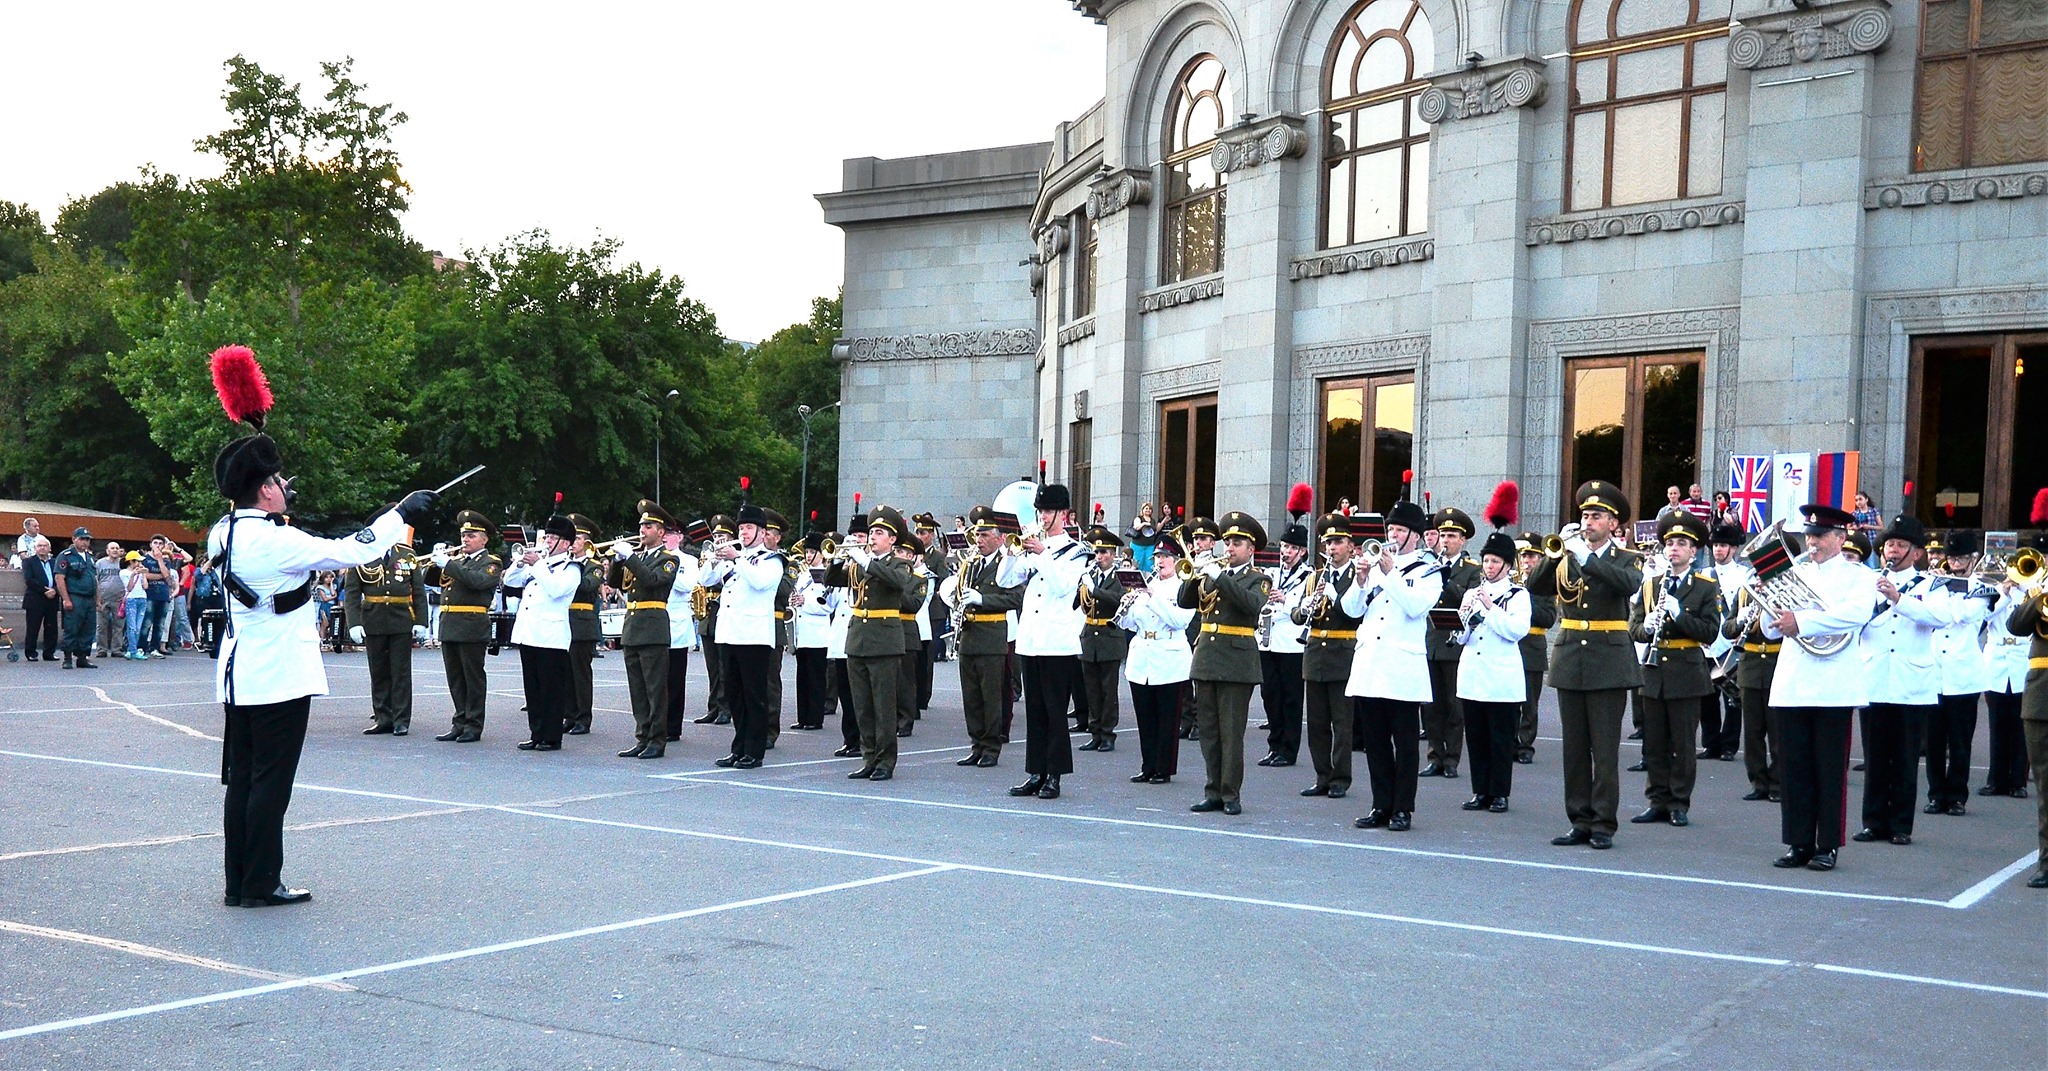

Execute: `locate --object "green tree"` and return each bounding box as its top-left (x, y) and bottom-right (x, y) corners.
top-left (744, 294), bottom-right (842, 532)
top-left (0, 201), bottom-right (49, 283)
top-left (54, 182), bottom-right (148, 267)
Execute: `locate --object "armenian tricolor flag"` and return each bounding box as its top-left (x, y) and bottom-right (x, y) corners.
top-left (1810, 451), bottom-right (1859, 511)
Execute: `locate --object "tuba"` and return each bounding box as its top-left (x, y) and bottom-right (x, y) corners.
top-left (1738, 521), bottom-right (1851, 657)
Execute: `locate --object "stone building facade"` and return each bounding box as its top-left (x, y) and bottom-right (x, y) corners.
top-left (824, 0), bottom-right (2046, 533)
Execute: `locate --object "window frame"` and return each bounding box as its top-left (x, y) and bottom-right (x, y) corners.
top-left (1070, 213), bottom-right (1098, 322)
top-left (1316, 372), bottom-right (1417, 514)
top-left (1161, 54), bottom-right (1231, 285)
top-left (1559, 351), bottom-right (1705, 525)
top-left (1903, 331), bottom-right (2045, 527)
top-left (1320, 0), bottom-right (1435, 249)
top-left (1069, 417), bottom-right (1094, 521)
top-left (1563, 0), bottom-right (1731, 211)
top-left (1911, 0), bottom-right (2048, 172)
top-left (1159, 393), bottom-right (1220, 521)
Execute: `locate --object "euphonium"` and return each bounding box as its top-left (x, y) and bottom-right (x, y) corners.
top-left (1738, 520), bottom-right (1850, 656)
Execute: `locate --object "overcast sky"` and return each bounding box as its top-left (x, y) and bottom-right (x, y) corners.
top-left (3, 1), bottom-right (1105, 342)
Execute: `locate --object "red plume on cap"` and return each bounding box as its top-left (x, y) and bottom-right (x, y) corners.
top-left (1286, 482), bottom-right (1313, 520)
top-left (740, 476), bottom-right (750, 491)
top-left (553, 491), bottom-right (563, 505)
top-left (1484, 480), bottom-right (1520, 529)
top-left (853, 491), bottom-right (861, 506)
top-left (809, 509), bottom-right (818, 520)
top-left (2031, 487), bottom-right (2048, 525)
top-left (1401, 469), bottom-right (1414, 483)
top-left (1039, 459), bottom-right (1048, 481)
top-left (210, 345), bottom-right (273, 430)
top-left (1903, 480), bottom-right (1914, 496)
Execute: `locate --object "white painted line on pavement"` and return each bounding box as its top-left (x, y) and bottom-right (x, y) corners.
top-left (0, 865), bottom-right (954, 1043)
top-left (0, 808), bottom-right (473, 863)
top-left (0, 919), bottom-right (357, 992)
top-left (87, 686), bottom-right (217, 741)
top-left (1807, 963), bottom-right (2048, 999)
top-left (1945, 850), bottom-right (2044, 909)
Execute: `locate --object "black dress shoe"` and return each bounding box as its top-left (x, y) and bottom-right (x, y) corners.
top-left (1852, 760), bottom-right (1866, 771)
top-left (1440, 763), bottom-right (1456, 778)
top-left (455, 732), bottom-right (480, 743)
top-left (1255, 753), bottom-right (1277, 766)
top-left (1588, 833), bottom-right (1612, 849)
top-left (1890, 833), bottom-right (1912, 845)
top-left (1977, 784), bottom-right (2005, 796)
top-left (866, 767), bottom-right (891, 781)
top-left (1097, 737), bottom-right (1115, 752)
top-left (1946, 803), bottom-right (1966, 816)
top-left (664, 733), bottom-right (681, 742)
top-left (1133, 773), bottom-right (1155, 783)
top-left (957, 755), bottom-right (982, 766)
top-left (692, 712), bottom-right (719, 724)
top-left (1419, 761), bottom-right (1443, 778)
top-left (1078, 740), bottom-right (1101, 751)
top-left (241, 886), bottom-right (313, 907)
top-left (1851, 828), bottom-right (1885, 842)
top-left (1627, 759), bottom-right (1648, 772)
top-left (392, 728), bottom-right (408, 737)
top-left (618, 744), bottom-right (645, 758)
top-left (1516, 752), bottom-right (1534, 764)
top-left (223, 894), bottom-right (241, 907)
top-left (567, 725), bottom-right (590, 735)
top-left (1257, 722), bottom-right (1271, 731)
top-left (75, 657), bottom-right (97, 669)
top-left (534, 741), bottom-right (560, 752)
top-left (1627, 729), bottom-right (1643, 740)
top-left (1269, 755), bottom-right (1292, 767)
top-left (435, 729), bottom-right (463, 741)
top-left (849, 766), bottom-right (877, 779)
top-left (833, 744), bottom-right (861, 757)
top-left (1719, 751), bottom-right (1737, 761)
top-left (1768, 792), bottom-right (1781, 802)
top-left (2028, 869), bottom-right (2048, 889)
top-left (713, 754), bottom-right (739, 767)
top-left (712, 713), bottom-right (731, 725)
top-left (1742, 789), bottom-right (1770, 801)
top-left (1327, 786), bottom-right (1345, 799)
top-left (1461, 795), bottom-right (1489, 811)
top-left (1190, 799), bottom-right (1224, 813)
top-left (1697, 747), bottom-right (1715, 759)
top-left (1488, 797), bottom-right (1508, 813)
top-left (1149, 774), bottom-right (1170, 784)
top-left (1301, 785), bottom-right (1330, 797)
top-left (1774, 847), bottom-right (1814, 868)
top-left (1354, 809), bottom-right (1388, 829)
top-left (1036, 776), bottom-right (1059, 799)
top-left (1009, 776), bottom-right (1045, 797)
top-left (2014, 787), bottom-right (2031, 799)
top-left (517, 740), bottom-right (540, 750)
top-left (62, 655), bottom-right (73, 668)
top-left (1924, 800), bottom-right (1943, 814)
top-left (1387, 811), bottom-right (1411, 832)
top-left (733, 755), bottom-right (759, 768)
top-left (1668, 810), bottom-right (1688, 827)
top-left (976, 755), bottom-right (998, 768)
top-left (1630, 806), bottom-right (1670, 824)
top-left (1552, 828), bottom-right (1592, 846)
top-left (895, 727), bottom-right (912, 738)
top-left (637, 745), bottom-right (664, 759)
top-left (1806, 849), bottom-right (1837, 871)
top-left (1222, 800), bottom-right (1241, 815)
top-left (363, 724), bottom-right (394, 735)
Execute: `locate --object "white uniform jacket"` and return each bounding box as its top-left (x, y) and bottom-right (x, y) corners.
top-left (999, 534), bottom-right (1089, 658)
top-left (1859, 568), bottom-right (1950, 706)
top-left (794, 574), bottom-right (837, 650)
top-left (1983, 587), bottom-right (2032, 695)
top-left (1699, 560), bottom-right (1744, 664)
top-left (209, 507), bottom-right (407, 705)
top-left (667, 551), bottom-right (700, 649)
top-left (1124, 576), bottom-right (1196, 686)
top-left (1764, 553), bottom-right (1880, 709)
top-left (826, 584), bottom-right (853, 660)
top-left (711, 544), bottom-right (783, 648)
top-left (504, 553), bottom-right (578, 651)
top-left (1339, 550), bottom-right (1443, 703)
top-left (1933, 579), bottom-right (1997, 695)
top-left (1259, 561), bottom-right (1311, 655)
top-left (1455, 577), bottom-right (1532, 703)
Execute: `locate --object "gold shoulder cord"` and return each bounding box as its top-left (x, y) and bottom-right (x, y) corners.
top-left (1198, 576), bottom-right (1220, 618)
top-left (1556, 553), bottom-right (1587, 606)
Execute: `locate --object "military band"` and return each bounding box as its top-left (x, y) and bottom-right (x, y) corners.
top-left (610, 500), bottom-right (681, 759)
top-left (432, 511), bottom-right (501, 743)
top-left (345, 529), bottom-right (429, 737)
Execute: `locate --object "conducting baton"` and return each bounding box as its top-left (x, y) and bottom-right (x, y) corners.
top-left (431, 464), bottom-right (486, 495)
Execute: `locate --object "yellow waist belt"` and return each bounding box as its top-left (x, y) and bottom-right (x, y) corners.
top-left (966, 613), bottom-right (1008, 623)
top-left (1560, 619), bottom-right (1629, 631)
top-left (852, 608), bottom-right (902, 620)
top-left (1527, 627), bottom-right (1547, 636)
top-left (362, 596), bottom-right (413, 605)
top-left (2032, 657), bottom-right (2048, 670)
top-left (1656, 639), bottom-right (1701, 650)
top-left (442, 605), bottom-right (487, 613)
top-left (569, 602), bottom-right (595, 611)
top-left (628, 601), bottom-right (667, 611)
top-left (1742, 641), bottom-right (1783, 653)
top-left (1085, 617), bottom-right (1114, 627)
top-left (1309, 629), bottom-right (1357, 640)
top-left (1202, 623), bottom-right (1255, 636)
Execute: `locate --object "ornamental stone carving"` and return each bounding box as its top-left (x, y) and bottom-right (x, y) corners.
top-left (1417, 58), bottom-right (1547, 123)
top-left (1037, 221), bottom-right (1069, 263)
top-left (1729, 3), bottom-right (1892, 69)
top-left (1865, 168), bottom-right (2048, 209)
top-left (1210, 118), bottom-right (1310, 174)
top-left (1526, 199), bottom-right (1745, 245)
top-left (832, 328), bottom-right (1040, 363)
top-left (1137, 275), bottom-right (1224, 314)
top-left (1056, 317), bottom-right (1097, 346)
top-left (1291, 237), bottom-right (1435, 279)
top-left (1086, 169), bottom-right (1153, 219)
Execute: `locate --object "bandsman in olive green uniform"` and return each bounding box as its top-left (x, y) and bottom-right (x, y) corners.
top-left (345, 530), bottom-right (429, 737)
top-left (2007, 576), bottom-right (2048, 888)
top-left (942, 505), bottom-right (1025, 766)
top-left (1525, 480), bottom-right (1644, 850)
top-left (1724, 575), bottom-right (1783, 801)
top-left (433, 510), bottom-right (502, 743)
top-left (895, 529), bottom-right (931, 737)
top-left (1178, 516), bottom-right (1220, 740)
top-left (1627, 510), bottom-right (1722, 827)
top-left (1514, 535), bottom-right (1557, 764)
top-left (1077, 526), bottom-right (1131, 752)
top-left (824, 505), bottom-right (917, 780)
top-left (691, 514), bottom-right (736, 726)
top-left (1423, 507), bottom-right (1481, 778)
top-left (1296, 512), bottom-right (1363, 799)
top-left (608, 499), bottom-right (681, 759)
top-left (1179, 512), bottom-right (1272, 815)
top-left (564, 514), bottom-right (606, 735)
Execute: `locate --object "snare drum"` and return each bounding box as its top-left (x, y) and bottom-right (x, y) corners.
top-left (486, 611), bottom-right (517, 656)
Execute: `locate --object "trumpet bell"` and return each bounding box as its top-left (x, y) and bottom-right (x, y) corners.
top-left (2012, 547), bottom-right (2045, 587)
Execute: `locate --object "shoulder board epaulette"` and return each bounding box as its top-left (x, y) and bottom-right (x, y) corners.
top-left (1696, 573), bottom-right (1717, 585)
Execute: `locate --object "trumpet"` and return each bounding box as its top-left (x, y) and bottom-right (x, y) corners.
top-left (588, 535), bottom-right (644, 559)
top-left (1002, 523), bottom-right (1047, 553)
top-left (1357, 538), bottom-right (1384, 559)
top-left (1174, 551), bottom-right (1221, 580)
top-left (818, 536), bottom-right (866, 563)
top-left (1542, 523), bottom-right (1583, 559)
top-left (2006, 547), bottom-right (2046, 590)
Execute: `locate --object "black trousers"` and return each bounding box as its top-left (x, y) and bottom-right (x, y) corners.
top-left (24, 596), bottom-right (59, 658)
top-left (1464, 699), bottom-right (1519, 801)
top-left (795, 647), bottom-right (828, 728)
top-left (834, 659), bottom-right (859, 748)
top-left (1304, 679), bottom-right (1354, 792)
top-left (897, 649), bottom-right (920, 732)
top-left (1778, 706), bottom-right (1853, 851)
top-left (1071, 667), bottom-right (1091, 725)
top-left (1984, 689), bottom-right (2027, 792)
top-left (701, 632), bottom-right (726, 717)
top-left (1925, 692), bottom-right (1979, 807)
top-left (365, 631), bottom-right (412, 732)
top-left (722, 643), bottom-right (777, 762)
top-left (1259, 651), bottom-right (1304, 760)
top-left (662, 646), bottom-right (689, 738)
top-left (1080, 658), bottom-right (1122, 743)
top-left (1699, 687), bottom-right (1741, 755)
top-left (442, 642), bottom-right (488, 734)
top-left (1862, 703), bottom-right (1931, 835)
top-left (223, 696), bottom-right (311, 900)
top-left (1004, 644), bottom-right (1019, 738)
top-left (1179, 680), bottom-right (1198, 736)
top-left (1130, 681), bottom-right (1181, 777)
top-left (1356, 696), bottom-right (1421, 814)
top-left (1741, 686), bottom-right (1781, 795)
top-left (1424, 658), bottom-right (1464, 764)
top-left (1516, 669), bottom-right (1545, 756)
top-left (571, 638), bottom-right (599, 733)
top-left (520, 645), bottom-right (569, 746)
top-left (917, 639), bottom-right (935, 710)
top-left (1021, 655), bottom-right (1077, 776)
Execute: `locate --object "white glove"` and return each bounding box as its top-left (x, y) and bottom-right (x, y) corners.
top-left (1565, 536), bottom-right (1591, 565)
top-left (848, 547), bottom-right (872, 567)
top-left (412, 625), bottom-right (429, 642)
top-left (431, 550), bottom-right (451, 568)
top-left (963, 589), bottom-right (983, 608)
top-left (1201, 560), bottom-right (1226, 580)
top-left (347, 625), bottom-right (366, 644)
top-left (1659, 593), bottom-right (1682, 617)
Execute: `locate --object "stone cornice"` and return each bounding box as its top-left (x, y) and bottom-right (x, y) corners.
top-left (1730, 0), bottom-right (1892, 70)
top-left (1210, 115), bottom-right (1310, 174)
top-left (817, 171), bottom-right (1042, 227)
top-left (1526, 199), bottom-right (1744, 245)
top-left (1069, 0), bottom-right (1135, 24)
top-left (831, 328), bottom-right (1039, 363)
top-left (1137, 274), bottom-right (1224, 314)
top-left (1057, 317), bottom-right (1097, 346)
top-left (1865, 165), bottom-right (2048, 210)
top-left (1417, 55), bottom-right (1548, 124)
top-left (1291, 236), bottom-right (1435, 279)
top-left (1086, 168), bottom-right (1153, 220)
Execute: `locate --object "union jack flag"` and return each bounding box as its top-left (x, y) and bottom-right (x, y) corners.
top-left (1728, 455), bottom-right (1771, 533)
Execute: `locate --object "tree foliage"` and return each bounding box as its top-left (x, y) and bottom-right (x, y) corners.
top-left (0, 201), bottom-right (46, 283)
top-left (742, 293), bottom-right (842, 532)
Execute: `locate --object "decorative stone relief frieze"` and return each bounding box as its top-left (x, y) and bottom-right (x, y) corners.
top-left (1073, 390), bottom-right (1089, 421)
top-left (1290, 238), bottom-right (1435, 279)
top-left (1210, 119), bottom-right (1310, 174)
top-left (1056, 317), bottom-right (1097, 346)
top-left (1729, 4), bottom-right (1892, 69)
top-left (1416, 59), bottom-right (1547, 123)
top-left (1526, 200), bottom-right (1744, 245)
top-left (832, 328), bottom-right (1039, 363)
top-left (1137, 275), bottom-right (1224, 314)
top-left (1864, 169), bottom-right (2048, 210)
top-left (1285, 335), bottom-right (1430, 491)
top-left (1086, 169), bottom-right (1153, 220)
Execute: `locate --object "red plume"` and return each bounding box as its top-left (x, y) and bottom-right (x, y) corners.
top-left (1401, 469), bottom-right (1414, 484)
top-left (1903, 480), bottom-right (1914, 497)
top-left (1039, 459), bottom-right (1048, 481)
top-left (740, 476), bottom-right (750, 491)
top-left (853, 492), bottom-right (861, 507)
top-left (1484, 480), bottom-right (1520, 529)
top-left (553, 491), bottom-right (563, 506)
top-left (1945, 501), bottom-right (1956, 518)
top-left (1286, 482), bottom-right (1313, 520)
top-left (2031, 487), bottom-right (2048, 525)
top-left (210, 345), bottom-right (272, 429)
top-left (809, 509), bottom-right (818, 521)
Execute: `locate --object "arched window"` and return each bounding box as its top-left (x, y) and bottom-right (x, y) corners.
top-left (1566, 0), bottom-right (1731, 210)
top-left (1323, 0), bottom-right (1434, 247)
top-left (1163, 55), bottom-right (1231, 283)
top-left (1913, 0), bottom-right (2048, 171)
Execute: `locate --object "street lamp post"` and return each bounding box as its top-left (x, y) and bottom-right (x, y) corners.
top-left (796, 400), bottom-right (841, 536)
top-left (655, 388), bottom-right (679, 503)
